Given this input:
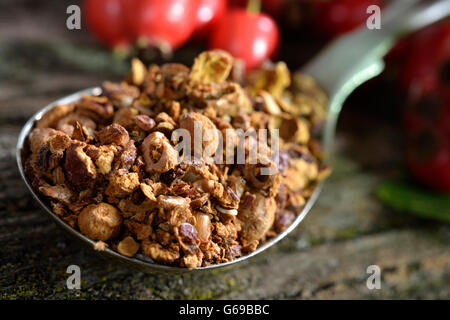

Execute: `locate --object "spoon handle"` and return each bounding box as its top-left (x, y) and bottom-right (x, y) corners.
top-left (302, 0), bottom-right (450, 111)
top-left (301, 0), bottom-right (450, 151)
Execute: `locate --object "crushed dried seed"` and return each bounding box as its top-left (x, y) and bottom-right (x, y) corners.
top-left (25, 51), bottom-right (329, 268)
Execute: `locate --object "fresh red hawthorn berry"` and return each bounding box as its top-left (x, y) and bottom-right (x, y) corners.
top-left (209, 0), bottom-right (280, 70)
top-left (262, 0), bottom-right (286, 16)
top-left (405, 89), bottom-right (450, 192)
top-left (228, 0), bottom-right (286, 17)
top-left (398, 22), bottom-right (450, 193)
top-left (228, 0), bottom-right (247, 7)
top-left (123, 0), bottom-right (198, 50)
top-left (84, 0), bottom-right (131, 49)
top-left (399, 21), bottom-right (450, 101)
top-left (309, 0), bottom-right (383, 38)
top-left (194, 0), bottom-right (227, 39)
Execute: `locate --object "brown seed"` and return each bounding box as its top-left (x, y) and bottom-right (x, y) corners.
top-left (179, 112), bottom-right (219, 158)
top-left (96, 123), bottom-right (130, 147)
top-left (64, 142), bottom-right (97, 190)
top-left (117, 236), bottom-right (140, 257)
top-left (238, 193), bottom-right (276, 242)
top-left (78, 203), bottom-right (122, 241)
top-left (141, 132), bottom-right (178, 173)
top-left (135, 115), bottom-right (156, 131)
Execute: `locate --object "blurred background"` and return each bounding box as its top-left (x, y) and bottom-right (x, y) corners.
top-left (0, 0), bottom-right (449, 299)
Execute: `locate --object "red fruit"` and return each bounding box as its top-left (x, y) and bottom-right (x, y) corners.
top-left (399, 21), bottom-right (450, 101)
top-left (84, 0), bottom-right (130, 48)
top-left (310, 0), bottom-right (382, 38)
top-left (209, 7), bottom-right (280, 70)
top-left (401, 22), bottom-right (450, 193)
top-left (228, 0), bottom-right (286, 16)
top-left (228, 0), bottom-right (247, 7)
top-left (123, 0), bottom-right (198, 50)
top-left (262, 0), bottom-right (285, 16)
top-left (194, 0), bottom-right (227, 38)
top-left (405, 90), bottom-right (450, 192)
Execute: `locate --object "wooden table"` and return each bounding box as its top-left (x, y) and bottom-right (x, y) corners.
top-left (1, 0), bottom-right (449, 300)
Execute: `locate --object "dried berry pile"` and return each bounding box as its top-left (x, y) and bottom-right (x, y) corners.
top-left (24, 50), bottom-right (329, 268)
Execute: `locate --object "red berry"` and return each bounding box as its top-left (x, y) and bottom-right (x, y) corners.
top-left (209, 8), bottom-right (280, 70)
top-left (193, 0), bottom-right (227, 39)
top-left (123, 0), bottom-right (198, 50)
top-left (228, 0), bottom-right (247, 7)
top-left (405, 89), bottom-right (450, 192)
top-left (83, 0), bottom-right (131, 48)
top-left (400, 22), bottom-right (450, 193)
top-left (262, 0), bottom-right (286, 16)
top-left (310, 0), bottom-right (383, 38)
top-left (399, 21), bottom-right (450, 101)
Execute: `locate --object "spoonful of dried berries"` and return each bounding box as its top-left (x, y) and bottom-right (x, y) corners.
top-left (16, 0), bottom-right (450, 273)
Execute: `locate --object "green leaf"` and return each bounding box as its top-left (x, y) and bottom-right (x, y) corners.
top-left (376, 181), bottom-right (450, 223)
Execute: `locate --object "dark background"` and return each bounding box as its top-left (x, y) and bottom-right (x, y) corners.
top-left (0, 0), bottom-right (448, 299)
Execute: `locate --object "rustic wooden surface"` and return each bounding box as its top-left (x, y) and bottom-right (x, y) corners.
top-left (1, 0), bottom-right (449, 300)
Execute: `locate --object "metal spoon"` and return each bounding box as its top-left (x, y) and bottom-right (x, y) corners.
top-left (16, 0), bottom-right (450, 273)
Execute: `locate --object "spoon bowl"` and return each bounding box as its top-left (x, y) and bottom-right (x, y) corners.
top-left (16, 86), bottom-right (323, 273)
top-left (16, 0), bottom-right (450, 273)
